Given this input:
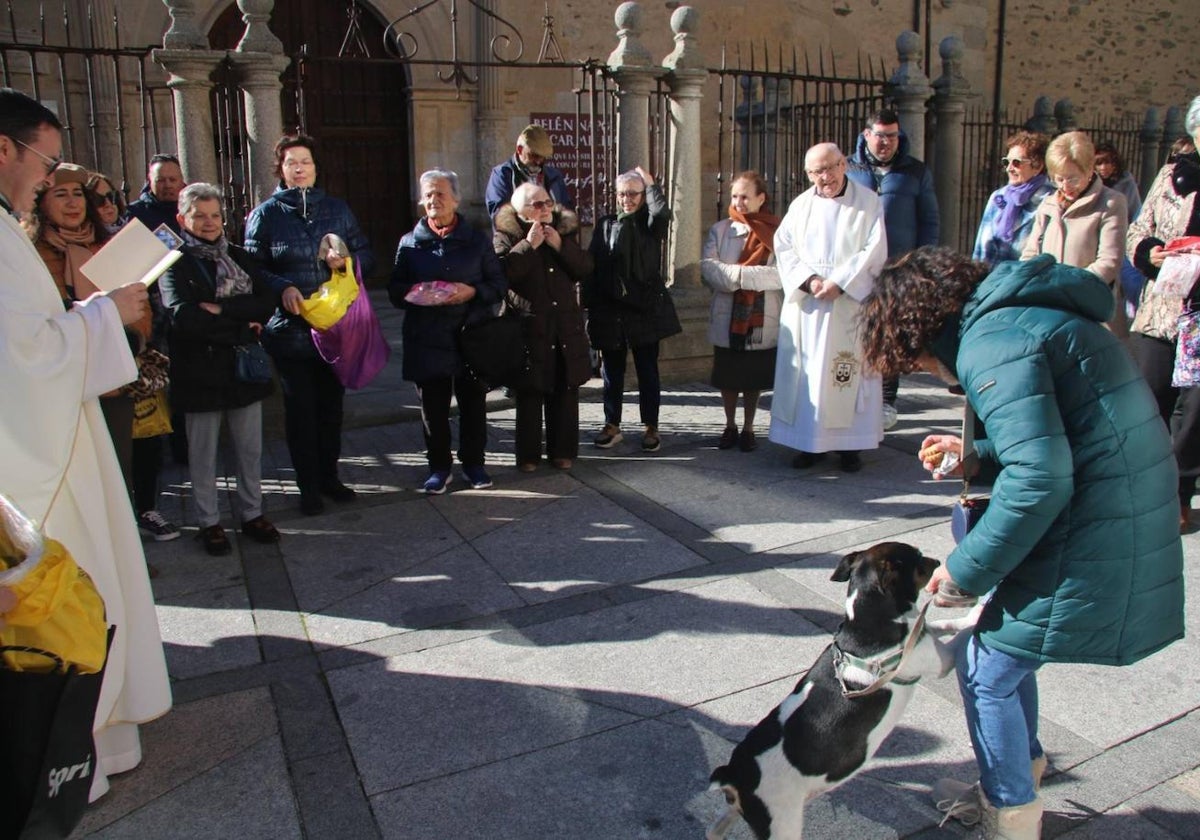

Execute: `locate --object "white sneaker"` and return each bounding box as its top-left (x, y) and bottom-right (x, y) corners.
top-left (882, 403), bottom-right (899, 430)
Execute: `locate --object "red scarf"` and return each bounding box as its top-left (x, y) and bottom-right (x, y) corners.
top-left (428, 214), bottom-right (459, 238)
top-left (728, 208), bottom-right (781, 350)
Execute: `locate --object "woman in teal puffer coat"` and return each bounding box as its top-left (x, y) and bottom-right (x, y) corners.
top-left (859, 247), bottom-right (1184, 839)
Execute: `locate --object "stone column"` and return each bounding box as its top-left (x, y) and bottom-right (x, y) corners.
top-left (932, 36), bottom-right (972, 249)
top-left (161, 0), bottom-right (209, 50)
top-left (662, 6), bottom-right (705, 291)
top-left (1138, 107), bottom-right (1163, 197)
top-left (475, 0), bottom-right (508, 212)
top-left (607, 2), bottom-right (659, 176)
top-left (886, 31), bottom-right (933, 160)
top-left (1164, 105), bottom-right (1186, 149)
top-left (229, 52), bottom-right (291, 206)
top-left (152, 49), bottom-right (223, 186)
top-left (72, 0), bottom-right (122, 177)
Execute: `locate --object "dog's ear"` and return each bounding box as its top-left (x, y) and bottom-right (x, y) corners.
top-left (831, 551), bottom-right (860, 582)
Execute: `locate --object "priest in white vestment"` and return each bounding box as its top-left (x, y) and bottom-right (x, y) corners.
top-left (0, 91), bottom-right (171, 801)
top-left (769, 143), bottom-right (887, 472)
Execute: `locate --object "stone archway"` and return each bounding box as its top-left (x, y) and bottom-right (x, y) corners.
top-left (210, 0), bottom-right (412, 276)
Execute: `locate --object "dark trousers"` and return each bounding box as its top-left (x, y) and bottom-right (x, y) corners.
top-left (417, 375), bottom-right (488, 471)
top-left (1131, 332), bottom-right (1200, 503)
top-left (601, 340), bottom-right (661, 428)
top-left (275, 356), bottom-right (346, 500)
top-left (132, 434), bottom-right (163, 515)
top-left (515, 370), bottom-right (579, 464)
top-left (100, 394), bottom-right (134, 507)
top-left (882, 374), bottom-right (899, 405)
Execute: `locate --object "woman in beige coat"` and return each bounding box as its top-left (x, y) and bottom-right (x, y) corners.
top-left (1021, 131), bottom-right (1128, 330)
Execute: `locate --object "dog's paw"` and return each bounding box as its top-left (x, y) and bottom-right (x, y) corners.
top-left (707, 806), bottom-right (739, 840)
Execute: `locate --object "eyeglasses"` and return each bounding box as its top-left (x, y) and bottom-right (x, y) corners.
top-left (527, 199), bottom-right (553, 210)
top-left (13, 137), bottom-right (63, 175)
top-left (91, 192), bottom-right (117, 206)
top-left (1001, 157), bottom-right (1032, 168)
top-left (616, 190), bottom-right (644, 199)
top-left (806, 163), bottom-right (842, 178)
top-left (869, 130), bottom-right (900, 140)
top-left (1053, 174), bottom-right (1087, 188)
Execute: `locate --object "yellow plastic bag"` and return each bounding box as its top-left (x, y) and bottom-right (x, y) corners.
top-left (0, 495), bottom-right (107, 674)
top-left (298, 255), bottom-right (359, 331)
top-left (132, 390), bottom-right (172, 439)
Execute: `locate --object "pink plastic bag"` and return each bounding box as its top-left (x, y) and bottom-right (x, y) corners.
top-left (311, 262), bottom-right (391, 389)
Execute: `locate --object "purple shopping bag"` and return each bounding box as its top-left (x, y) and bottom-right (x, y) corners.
top-left (311, 261), bottom-right (391, 389)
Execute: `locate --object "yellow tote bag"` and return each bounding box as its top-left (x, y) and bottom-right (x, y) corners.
top-left (131, 390), bottom-right (172, 439)
top-left (298, 255), bottom-right (359, 331)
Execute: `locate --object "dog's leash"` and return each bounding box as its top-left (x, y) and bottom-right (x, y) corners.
top-left (833, 599), bottom-right (932, 699)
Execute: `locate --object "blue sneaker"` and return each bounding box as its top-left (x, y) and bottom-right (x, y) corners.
top-left (422, 471), bottom-right (452, 495)
top-left (462, 464), bottom-right (493, 489)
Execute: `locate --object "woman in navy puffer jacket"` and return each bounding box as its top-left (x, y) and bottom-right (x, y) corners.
top-left (244, 134), bottom-right (375, 516)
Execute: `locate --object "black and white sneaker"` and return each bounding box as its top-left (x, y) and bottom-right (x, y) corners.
top-left (138, 510), bottom-right (181, 542)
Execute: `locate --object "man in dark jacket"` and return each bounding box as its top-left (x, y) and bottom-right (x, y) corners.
top-left (126, 153), bottom-right (185, 234)
top-left (485, 125), bottom-right (572, 218)
top-left (847, 109), bottom-right (939, 430)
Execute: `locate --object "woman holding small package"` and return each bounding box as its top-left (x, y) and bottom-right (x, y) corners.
top-left (244, 134), bottom-right (374, 516)
top-left (493, 182), bottom-right (593, 471)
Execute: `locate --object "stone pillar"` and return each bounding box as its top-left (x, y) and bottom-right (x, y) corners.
top-left (886, 31), bottom-right (933, 160)
top-left (152, 49), bottom-right (223, 186)
top-left (1025, 96), bottom-right (1055, 134)
top-left (1054, 99), bottom-right (1077, 133)
top-left (662, 6), bottom-right (705, 291)
top-left (475, 0), bottom-right (508, 213)
top-left (234, 0), bottom-right (284, 53)
top-left (229, 52), bottom-right (291, 206)
top-left (73, 0), bottom-right (122, 177)
top-left (161, 0), bottom-right (208, 49)
top-left (607, 2), bottom-right (659, 176)
top-left (1138, 107), bottom-right (1163, 197)
top-left (932, 36), bottom-right (972, 249)
top-left (1164, 105), bottom-right (1186, 148)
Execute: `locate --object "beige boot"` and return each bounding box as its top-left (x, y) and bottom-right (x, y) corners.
top-left (934, 757), bottom-right (1049, 826)
top-left (973, 788), bottom-right (1043, 839)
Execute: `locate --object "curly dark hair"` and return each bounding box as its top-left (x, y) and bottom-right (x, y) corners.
top-left (859, 246), bottom-right (988, 378)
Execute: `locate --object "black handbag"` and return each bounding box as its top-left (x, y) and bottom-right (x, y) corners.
top-left (459, 302), bottom-right (529, 389)
top-left (234, 342), bottom-right (273, 384)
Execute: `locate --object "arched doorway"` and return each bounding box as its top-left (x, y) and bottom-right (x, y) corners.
top-left (210, 0), bottom-right (412, 277)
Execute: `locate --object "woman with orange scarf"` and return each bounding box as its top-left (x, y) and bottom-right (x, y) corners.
top-left (700, 171), bottom-right (784, 452)
top-left (27, 164), bottom-right (151, 505)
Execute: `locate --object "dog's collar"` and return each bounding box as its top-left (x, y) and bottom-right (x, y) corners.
top-left (833, 600), bottom-right (931, 698)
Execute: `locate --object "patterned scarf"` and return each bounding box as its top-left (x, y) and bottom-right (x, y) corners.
top-left (727, 207), bottom-right (781, 350)
top-left (994, 172), bottom-right (1048, 243)
top-left (41, 222), bottom-right (101, 300)
top-left (182, 231), bottom-right (252, 299)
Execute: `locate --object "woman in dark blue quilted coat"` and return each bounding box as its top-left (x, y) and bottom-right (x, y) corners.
top-left (389, 169), bottom-right (507, 495)
top-left (244, 135), bottom-right (375, 516)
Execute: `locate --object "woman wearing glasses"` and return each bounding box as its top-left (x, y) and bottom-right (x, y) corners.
top-left (584, 166), bottom-right (681, 453)
top-left (493, 183), bottom-right (593, 472)
top-left (86, 170), bottom-right (128, 233)
top-left (972, 131), bottom-right (1054, 266)
top-left (1021, 131), bottom-right (1129, 331)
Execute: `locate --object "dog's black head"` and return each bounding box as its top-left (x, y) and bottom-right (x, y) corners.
top-left (830, 542), bottom-right (938, 619)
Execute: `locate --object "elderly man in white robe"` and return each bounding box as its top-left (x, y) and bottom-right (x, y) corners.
top-left (769, 142), bottom-right (887, 472)
top-left (0, 88), bottom-right (171, 801)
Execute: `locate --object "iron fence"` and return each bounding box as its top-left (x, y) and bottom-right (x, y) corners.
top-left (710, 43), bottom-right (891, 218)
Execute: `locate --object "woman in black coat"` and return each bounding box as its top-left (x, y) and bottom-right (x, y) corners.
top-left (389, 169), bottom-right (507, 494)
top-left (243, 134), bottom-right (375, 515)
top-left (493, 183), bottom-right (593, 471)
top-left (585, 166), bottom-right (681, 453)
top-left (159, 183), bottom-right (280, 555)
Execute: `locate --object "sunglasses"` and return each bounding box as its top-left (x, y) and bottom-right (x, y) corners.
top-left (91, 192), bottom-right (118, 206)
top-left (1001, 157), bottom-right (1032, 168)
top-left (14, 137), bottom-right (63, 175)
top-left (527, 199), bottom-right (553, 210)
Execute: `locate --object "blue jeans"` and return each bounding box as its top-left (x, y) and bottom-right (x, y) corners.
top-left (957, 634), bottom-right (1044, 808)
top-left (600, 341), bottom-right (661, 428)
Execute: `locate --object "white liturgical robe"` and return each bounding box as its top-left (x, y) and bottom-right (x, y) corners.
top-left (0, 210), bottom-right (171, 800)
top-left (768, 180), bottom-right (887, 452)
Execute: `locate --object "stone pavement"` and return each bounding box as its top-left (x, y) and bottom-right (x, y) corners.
top-left (76, 314), bottom-right (1200, 838)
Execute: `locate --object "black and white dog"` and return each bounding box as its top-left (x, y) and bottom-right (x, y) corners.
top-left (708, 542), bottom-right (976, 840)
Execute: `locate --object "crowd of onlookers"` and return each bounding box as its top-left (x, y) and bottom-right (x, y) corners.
top-left (17, 103), bottom-right (1200, 561)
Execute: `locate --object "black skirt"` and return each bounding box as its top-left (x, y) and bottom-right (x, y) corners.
top-left (710, 345), bottom-right (777, 391)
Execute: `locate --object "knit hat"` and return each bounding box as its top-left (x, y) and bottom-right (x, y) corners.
top-left (51, 162), bottom-right (90, 187)
top-left (518, 125), bottom-right (553, 158)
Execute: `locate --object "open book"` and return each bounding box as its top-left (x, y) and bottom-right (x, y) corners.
top-left (80, 218), bottom-right (184, 291)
